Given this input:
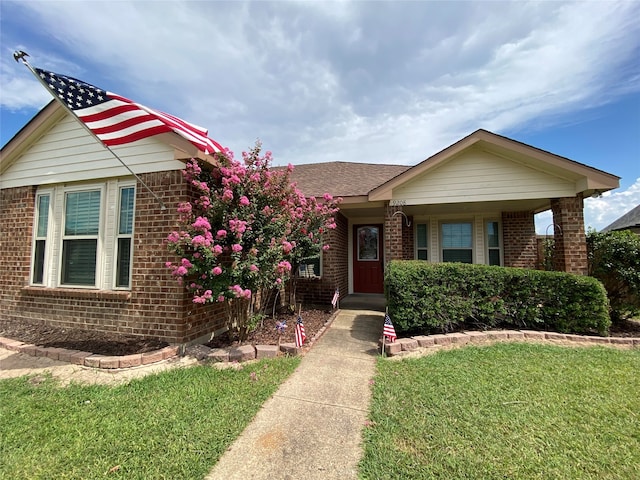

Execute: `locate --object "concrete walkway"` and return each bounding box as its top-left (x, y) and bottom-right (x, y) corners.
top-left (205, 308), bottom-right (384, 480)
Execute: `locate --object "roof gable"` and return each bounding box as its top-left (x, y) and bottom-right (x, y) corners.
top-left (394, 146), bottom-right (577, 205)
top-left (1, 101), bottom-right (216, 189)
top-left (369, 129), bottom-right (620, 201)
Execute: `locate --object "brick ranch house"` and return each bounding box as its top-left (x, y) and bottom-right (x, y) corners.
top-left (1, 101), bottom-right (620, 345)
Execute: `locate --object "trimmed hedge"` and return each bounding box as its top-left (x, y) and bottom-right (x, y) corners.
top-left (385, 261), bottom-right (610, 336)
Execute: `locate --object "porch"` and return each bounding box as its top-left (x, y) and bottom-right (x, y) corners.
top-left (338, 293), bottom-right (387, 312)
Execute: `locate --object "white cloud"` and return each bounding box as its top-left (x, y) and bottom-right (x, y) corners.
top-left (584, 178), bottom-right (640, 231)
top-left (1, 0), bottom-right (638, 167)
top-left (535, 178), bottom-right (640, 234)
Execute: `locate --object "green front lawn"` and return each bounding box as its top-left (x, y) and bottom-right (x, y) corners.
top-left (0, 358), bottom-right (299, 479)
top-left (361, 343), bottom-right (640, 479)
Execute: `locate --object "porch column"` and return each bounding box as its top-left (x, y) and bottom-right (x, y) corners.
top-left (384, 204), bottom-right (404, 263)
top-left (501, 211), bottom-right (537, 269)
top-left (551, 195), bottom-right (588, 275)
top-left (402, 215), bottom-right (414, 260)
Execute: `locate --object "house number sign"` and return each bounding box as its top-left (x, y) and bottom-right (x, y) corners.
top-left (389, 199), bottom-right (406, 206)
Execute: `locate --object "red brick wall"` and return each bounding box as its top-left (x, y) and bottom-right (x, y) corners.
top-left (0, 171), bottom-right (226, 344)
top-left (502, 211), bottom-right (537, 269)
top-left (0, 186), bottom-right (36, 316)
top-left (296, 211), bottom-right (348, 305)
top-left (551, 195), bottom-right (587, 275)
top-left (384, 205), bottom-right (404, 262)
top-left (402, 215), bottom-right (414, 260)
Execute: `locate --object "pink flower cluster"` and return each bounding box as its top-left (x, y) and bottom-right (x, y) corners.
top-left (229, 284), bottom-right (252, 299)
top-left (166, 147), bottom-right (342, 310)
top-left (166, 258), bottom-right (193, 277)
top-left (276, 260), bottom-right (292, 275)
top-left (192, 290), bottom-right (213, 304)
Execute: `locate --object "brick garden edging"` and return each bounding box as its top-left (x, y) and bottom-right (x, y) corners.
top-left (0, 310), bottom-right (340, 370)
top-left (381, 329), bottom-right (640, 357)
top-left (0, 336), bottom-right (180, 369)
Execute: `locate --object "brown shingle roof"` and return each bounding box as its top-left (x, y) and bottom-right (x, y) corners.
top-left (602, 204), bottom-right (640, 232)
top-left (289, 161), bottom-right (410, 198)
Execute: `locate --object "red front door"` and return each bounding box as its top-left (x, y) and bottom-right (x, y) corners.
top-left (353, 224), bottom-right (384, 293)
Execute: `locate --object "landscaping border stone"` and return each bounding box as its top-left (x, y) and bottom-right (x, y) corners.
top-left (382, 330), bottom-right (640, 357)
top-left (2, 307), bottom-right (636, 367)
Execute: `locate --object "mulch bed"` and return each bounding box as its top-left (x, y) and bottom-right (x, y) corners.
top-left (204, 308), bottom-right (334, 349)
top-left (0, 319), bottom-right (169, 356)
top-left (609, 318), bottom-right (640, 337)
top-left (0, 307), bottom-right (335, 357)
top-left (0, 312), bottom-right (637, 357)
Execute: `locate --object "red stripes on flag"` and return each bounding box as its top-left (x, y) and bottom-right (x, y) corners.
top-left (331, 288), bottom-right (339, 308)
top-left (383, 314), bottom-right (396, 343)
top-left (80, 93), bottom-right (224, 153)
top-left (295, 316), bottom-right (306, 348)
top-left (34, 67), bottom-right (224, 154)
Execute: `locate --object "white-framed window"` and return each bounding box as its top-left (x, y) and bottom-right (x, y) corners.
top-left (115, 186), bottom-right (135, 288)
top-left (31, 190), bottom-right (52, 285)
top-left (298, 253), bottom-right (322, 278)
top-left (441, 221), bottom-right (473, 263)
top-left (415, 223), bottom-right (428, 260)
top-left (61, 187), bottom-right (102, 286)
top-left (486, 220), bottom-right (502, 266)
top-left (30, 180), bottom-right (136, 290)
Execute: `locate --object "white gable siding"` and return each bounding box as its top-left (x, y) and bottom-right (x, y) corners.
top-left (1, 115), bottom-right (185, 188)
top-left (393, 148), bottom-right (576, 205)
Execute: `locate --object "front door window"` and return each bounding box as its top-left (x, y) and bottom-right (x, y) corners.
top-left (357, 226), bottom-right (379, 261)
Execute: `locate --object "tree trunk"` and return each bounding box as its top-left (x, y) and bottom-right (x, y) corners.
top-left (224, 297), bottom-right (251, 343)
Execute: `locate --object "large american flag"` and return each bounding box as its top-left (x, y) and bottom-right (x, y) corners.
top-left (295, 315), bottom-right (306, 348)
top-left (34, 67), bottom-right (224, 154)
top-left (383, 314), bottom-right (396, 343)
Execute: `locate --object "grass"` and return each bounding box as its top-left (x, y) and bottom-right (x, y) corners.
top-left (360, 343), bottom-right (640, 480)
top-left (0, 357), bottom-right (299, 480)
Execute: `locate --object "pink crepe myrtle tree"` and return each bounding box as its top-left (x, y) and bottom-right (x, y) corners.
top-left (165, 143), bottom-right (341, 342)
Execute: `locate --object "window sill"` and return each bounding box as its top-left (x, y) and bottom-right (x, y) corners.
top-left (21, 286), bottom-right (131, 302)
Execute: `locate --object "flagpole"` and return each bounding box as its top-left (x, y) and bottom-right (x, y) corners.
top-left (14, 51), bottom-right (166, 210)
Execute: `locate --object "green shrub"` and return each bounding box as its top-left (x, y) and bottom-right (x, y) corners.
top-left (385, 261), bottom-right (610, 336)
top-left (587, 229), bottom-right (640, 321)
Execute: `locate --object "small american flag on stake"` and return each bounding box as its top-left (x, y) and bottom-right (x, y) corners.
top-left (383, 313), bottom-right (397, 343)
top-left (295, 315), bottom-right (306, 348)
top-left (33, 67), bottom-right (224, 154)
top-left (331, 288), bottom-right (339, 308)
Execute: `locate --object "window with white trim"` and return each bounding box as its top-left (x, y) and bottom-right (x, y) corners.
top-left (62, 189), bottom-right (101, 285)
top-left (416, 223), bottom-right (428, 260)
top-left (441, 222), bottom-right (473, 263)
top-left (486, 221), bottom-right (502, 266)
top-left (116, 186), bottom-right (135, 288)
top-left (32, 192), bottom-right (51, 284)
top-left (30, 180), bottom-right (136, 290)
top-left (297, 253), bottom-right (322, 278)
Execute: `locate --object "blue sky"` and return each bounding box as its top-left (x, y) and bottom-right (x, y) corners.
top-left (1, 0), bottom-right (638, 232)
